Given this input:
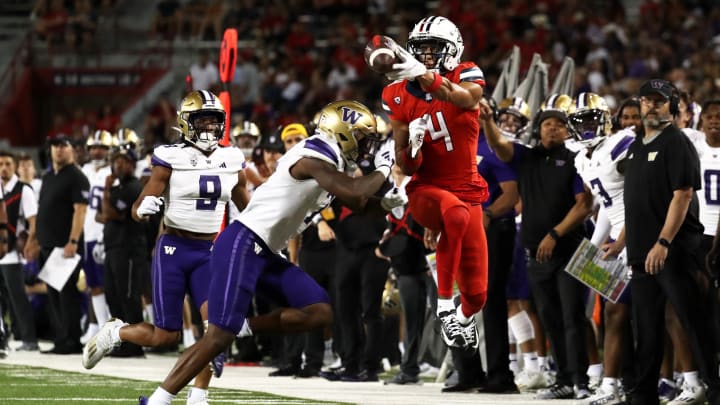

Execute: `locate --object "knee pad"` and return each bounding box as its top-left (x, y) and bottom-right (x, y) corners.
top-left (508, 310), bottom-right (535, 344)
top-left (508, 323), bottom-right (517, 345)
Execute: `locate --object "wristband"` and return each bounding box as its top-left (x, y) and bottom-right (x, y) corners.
top-left (658, 238), bottom-right (671, 249)
top-left (374, 165), bottom-right (391, 178)
top-left (422, 72), bottom-right (443, 93)
top-left (311, 213), bottom-right (323, 226)
top-left (69, 239), bottom-right (79, 245)
top-left (548, 229), bottom-right (560, 241)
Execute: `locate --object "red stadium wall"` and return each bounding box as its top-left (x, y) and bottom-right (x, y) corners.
top-left (2, 67), bottom-right (167, 146)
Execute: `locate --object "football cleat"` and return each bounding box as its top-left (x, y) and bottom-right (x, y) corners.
top-left (438, 310), bottom-right (465, 348)
top-left (514, 369), bottom-right (547, 392)
top-left (667, 382), bottom-right (706, 405)
top-left (579, 384), bottom-right (625, 405)
top-left (210, 350), bottom-right (225, 378)
top-left (82, 318), bottom-right (124, 369)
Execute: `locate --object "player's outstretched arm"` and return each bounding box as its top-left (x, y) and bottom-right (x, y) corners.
top-left (291, 157), bottom-right (386, 212)
top-left (417, 72), bottom-right (483, 110)
top-left (231, 169), bottom-right (251, 212)
top-left (480, 99), bottom-right (514, 162)
top-left (132, 165), bottom-right (171, 222)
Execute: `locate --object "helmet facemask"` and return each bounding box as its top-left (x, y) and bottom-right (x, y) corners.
top-left (496, 111), bottom-right (529, 140)
top-left (407, 38), bottom-right (457, 71)
top-left (569, 110), bottom-right (609, 147)
top-left (183, 110), bottom-right (225, 152)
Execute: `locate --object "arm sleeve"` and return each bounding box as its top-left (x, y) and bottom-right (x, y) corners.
top-left (590, 206), bottom-right (611, 246)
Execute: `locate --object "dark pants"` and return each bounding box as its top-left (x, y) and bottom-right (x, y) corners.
top-left (335, 245), bottom-right (389, 373)
top-left (0, 262), bottom-right (37, 343)
top-left (630, 244), bottom-right (720, 405)
top-left (104, 246), bottom-right (145, 326)
top-left (298, 247), bottom-right (336, 369)
top-left (527, 254), bottom-right (589, 386)
top-left (40, 246), bottom-right (82, 349)
top-left (397, 272), bottom-right (430, 377)
top-left (482, 218), bottom-right (516, 385)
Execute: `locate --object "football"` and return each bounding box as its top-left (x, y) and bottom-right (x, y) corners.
top-left (364, 35), bottom-right (398, 74)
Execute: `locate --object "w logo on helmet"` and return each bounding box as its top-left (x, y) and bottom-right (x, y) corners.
top-left (341, 107), bottom-right (363, 125)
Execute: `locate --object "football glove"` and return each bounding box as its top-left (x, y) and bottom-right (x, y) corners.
top-left (136, 196), bottom-right (164, 218)
top-left (408, 114), bottom-right (429, 158)
top-left (381, 187), bottom-right (408, 211)
top-left (386, 45), bottom-right (427, 81)
top-left (374, 145), bottom-right (395, 174)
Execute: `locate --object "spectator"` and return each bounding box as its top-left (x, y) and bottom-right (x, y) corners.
top-left (16, 154), bottom-right (42, 203)
top-left (189, 49), bottom-right (219, 92)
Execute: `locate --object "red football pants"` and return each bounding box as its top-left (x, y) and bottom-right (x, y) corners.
top-left (408, 185), bottom-right (488, 312)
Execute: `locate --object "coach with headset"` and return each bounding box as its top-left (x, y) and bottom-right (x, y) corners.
top-left (624, 79), bottom-right (719, 405)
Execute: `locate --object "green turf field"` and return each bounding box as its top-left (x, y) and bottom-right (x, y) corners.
top-left (0, 364), bottom-right (347, 404)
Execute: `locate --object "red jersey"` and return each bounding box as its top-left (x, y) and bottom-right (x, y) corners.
top-left (381, 61), bottom-right (489, 204)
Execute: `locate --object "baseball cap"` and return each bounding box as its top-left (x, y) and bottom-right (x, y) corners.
top-left (638, 79), bottom-right (673, 100)
top-left (536, 109), bottom-right (568, 125)
top-left (260, 134), bottom-right (285, 153)
top-left (48, 134), bottom-right (73, 146)
top-left (280, 123), bottom-right (308, 141)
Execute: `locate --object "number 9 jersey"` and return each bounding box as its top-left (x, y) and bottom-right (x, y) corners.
top-left (151, 144), bottom-right (245, 234)
top-left (381, 61), bottom-right (488, 204)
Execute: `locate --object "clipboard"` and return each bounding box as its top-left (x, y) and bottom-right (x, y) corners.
top-left (38, 247), bottom-right (81, 291)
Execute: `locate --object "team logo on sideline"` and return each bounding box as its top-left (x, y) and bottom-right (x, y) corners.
top-left (164, 246), bottom-right (176, 255)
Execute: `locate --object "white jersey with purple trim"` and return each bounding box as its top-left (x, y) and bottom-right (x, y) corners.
top-left (81, 162), bottom-right (112, 242)
top-left (574, 128), bottom-right (636, 239)
top-left (693, 136), bottom-right (720, 236)
top-left (237, 132), bottom-right (344, 252)
top-left (152, 144), bottom-right (245, 234)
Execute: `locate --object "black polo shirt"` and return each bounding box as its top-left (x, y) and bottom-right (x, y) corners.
top-left (36, 163), bottom-right (90, 248)
top-left (624, 125), bottom-right (703, 265)
top-left (104, 175), bottom-right (145, 250)
top-left (511, 142), bottom-right (586, 256)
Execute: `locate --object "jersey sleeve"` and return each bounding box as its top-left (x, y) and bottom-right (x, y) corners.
top-left (456, 62), bottom-right (485, 86)
top-left (381, 84), bottom-right (409, 123)
top-left (151, 145), bottom-right (175, 169)
top-left (299, 137), bottom-right (342, 168)
top-left (610, 135), bottom-right (635, 163)
top-left (223, 146), bottom-right (246, 171)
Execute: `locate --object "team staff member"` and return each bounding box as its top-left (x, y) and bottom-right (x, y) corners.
top-left (624, 79), bottom-right (719, 405)
top-left (29, 135), bottom-right (89, 354)
top-left (483, 95), bottom-right (594, 400)
top-left (99, 148), bottom-right (146, 357)
top-left (0, 151), bottom-right (39, 351)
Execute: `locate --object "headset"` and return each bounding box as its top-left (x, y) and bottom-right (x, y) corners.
top-left (668, 83), bottom-right (680, 116)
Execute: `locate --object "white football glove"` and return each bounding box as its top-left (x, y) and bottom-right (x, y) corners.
top-left (374, 147), bottom-right (395, 173)
top-left (385, 45), bottom-right (427, 81)
top-left (381, 187), bottom-right (408, 211)
top-left (136, 196), bottom-right (164, 218)
top-left (408, 114), bottom-right (429, 158)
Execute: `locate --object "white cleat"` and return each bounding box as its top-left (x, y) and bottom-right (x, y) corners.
top-left (667, 382), bottom-right (707, 405)
top-left (514, 369), bottom-right (546, 392)
top-left (82, 318), bottom-right (124, 369)
top-left (579, 384), bottom-right (625, 405)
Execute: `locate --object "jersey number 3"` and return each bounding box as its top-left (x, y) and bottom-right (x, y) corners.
top-left (197, 175), bottom-right (221, 210)
top-left (427, 111), bottom-right (454, 152)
